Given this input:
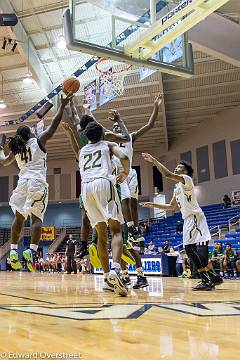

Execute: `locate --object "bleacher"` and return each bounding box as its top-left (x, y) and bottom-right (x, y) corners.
top-left (145, 203), bottom-right (240, 249)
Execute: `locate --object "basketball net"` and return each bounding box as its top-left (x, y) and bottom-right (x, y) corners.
top-left (95, 58), bottom-right (132, 97)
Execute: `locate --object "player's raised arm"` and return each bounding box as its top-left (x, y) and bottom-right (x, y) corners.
top-left (109, 143), bottom-right (130, 182)
top-left (141, 195), bottom-right (178, 211)
top-left (39, 93), bottom-right (73, 146)
top-left (105, 110), bottom-right (131, 143)
top-left (142, 152), bottom-right (185, 184)
top-left (62, 122), bottom-right (80, 159)
top-left (132, 94), bottom-right (163, 143)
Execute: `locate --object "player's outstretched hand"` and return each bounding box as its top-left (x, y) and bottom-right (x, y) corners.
top-left (0, 134), bottom-right (6, 149)
top-left (117, 171), bottom-right (128, 184)
top-left (154, 94), bottom-right (163, 108)
top-left (140, 202), bottom-right (156, 209)
top-left (108, 109), bottom-right (120, 122)
top-left (61, 93), bottom-right (74, 107)
top-left (142, 152), bottom-right (155, 164)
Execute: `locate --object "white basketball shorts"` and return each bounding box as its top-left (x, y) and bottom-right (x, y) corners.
top-left (120, 168), bottom-right (139, 201)
top-left (9, 178), bottom-right (48, 222)
top-left (81, 178), bottom-right (124, 227)
top-left (183, 213), bottom-right (211, 246)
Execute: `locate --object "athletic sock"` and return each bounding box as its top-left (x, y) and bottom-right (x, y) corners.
top-left (11, 244), bottom-right (18, 250)
top-left (30, 244), bottom-right (38, 252)
top-left (136, 267), bottom-right (144, 277)
top-left (112, 262), bottom-right (121, 275)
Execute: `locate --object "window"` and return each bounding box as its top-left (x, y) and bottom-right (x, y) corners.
top-left (231, 139), bottom-right (240, 175)
top-left (196, 146), bottom-right (210, 183)
top-left (132, 166), bottom-right (141, 195)
top-left (212, 140), bottom-right (228, 179)
top-left (0, 177), bottom-right (9, 202)
top-left (153, 166), bottom-right (163, 192)
top-left (180, 151), bottom-right (192, 164)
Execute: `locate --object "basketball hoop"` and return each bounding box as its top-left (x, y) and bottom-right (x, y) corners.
top-left (95, 57), bottom-right (132, 97)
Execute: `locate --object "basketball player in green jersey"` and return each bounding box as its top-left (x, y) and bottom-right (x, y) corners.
top-left (63, 100), bottom-right (131, 264)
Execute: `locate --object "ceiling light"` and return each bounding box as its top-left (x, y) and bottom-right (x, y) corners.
top-left (0, 99), bottom-right (6, 109)
top-left (57, 35), bottom-right (66, 49)
top-left (23, 72), bottom-right (33, 84)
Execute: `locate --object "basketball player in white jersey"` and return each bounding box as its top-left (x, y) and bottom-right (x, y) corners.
top-left (79, 122), bottom-right (130, 296)
top-left (0, 93), bottom-right (72, 271)
top-left (111, 95), bottom-right (162, 288)
top-left (141, 154), bottom-right (223, 291)
top-left (112, 95), bottom-right (162, 243)
top-left (63, 102), bottom-right (131, 265)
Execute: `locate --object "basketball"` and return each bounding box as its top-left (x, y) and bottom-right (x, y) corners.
top-left (62, 76), bottom-right (80, 94)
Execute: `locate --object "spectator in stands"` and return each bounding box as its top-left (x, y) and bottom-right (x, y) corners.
top-left (210, 242), bottom-right (223, 272)
top-left (157, 246), bottom-right (163, 255)
top-left (223, 194), bottom-right (231, 209)
top-left (175, 220), bottom-right (183, 234)
top-left (175, 249), bottom-right (188, 277)
top-left (143, 222), bottom-right (149, 235)
top-left (148, 240), bottom-right (156, 254)
top-left (236, 258), bottom-right (240, 274)
top-left (65, 234), bottom-right (77, 274)
top-left (221, 243), bottom-right (238, 278)
top-left (163, 240), bottom-right (170, 253)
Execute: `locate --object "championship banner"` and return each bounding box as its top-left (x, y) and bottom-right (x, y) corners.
top-left (99, 71), bottom-right (114, 106)
top-left (84, 80), bottom-right (97, 111)
top-left (162, 35), bottom-right (183, 64)
top-left (41, 226), bottom-right (55, 240)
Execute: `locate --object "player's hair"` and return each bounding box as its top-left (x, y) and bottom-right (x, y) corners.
top-left (226, 242), bottom-right (231, 247)
top-left (80, 115), bottom-right (95, 130)
top-left (85, 122), bottom-right (103, 143)
top-left (8, 125), bottom-right (31, 155)
top-left (179, 160), bottom-right (194, 178)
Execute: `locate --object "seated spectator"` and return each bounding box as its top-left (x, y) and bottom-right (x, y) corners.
top-left (163, 240), bottom-right (170, 253)
top-left (223, 194), bottom-right (231, 208)
top-left (210, 242), bottom-right (224, 271)
top-left (157, 246), bottom-right (163, 255)
top-left (221, 243), bottom-right (238, 278)
top-left (148, 240), bottom-right (156, 254)
top-left (143, 221), bottom-right (149, 235)
top-left (175, 249), bottom-right (188, 277)
top-left (175, 221), bottom-right (183, 234)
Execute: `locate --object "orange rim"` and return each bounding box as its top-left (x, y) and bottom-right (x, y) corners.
top-left (95, 57), bottom-right (132, 75)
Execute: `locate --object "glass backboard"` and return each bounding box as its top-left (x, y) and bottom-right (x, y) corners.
top-left (64, 0), bottom-right (194, 77)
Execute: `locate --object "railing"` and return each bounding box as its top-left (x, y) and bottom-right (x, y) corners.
top-left (228, 214), bottom-right (240, 233)
top-left (48, 228), bottom-right (67, 254)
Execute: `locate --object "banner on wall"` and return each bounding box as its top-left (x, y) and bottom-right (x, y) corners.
top-left (41, 226), bottom-right (55, 240)
top-left (84, 80), bottom-right (97, 111)
top-left (94, 257), bottom-right (162, 275)
top-left (232, 190), bottom-right (240, 205)
top-left (99, 71), bottom-right (114, 106)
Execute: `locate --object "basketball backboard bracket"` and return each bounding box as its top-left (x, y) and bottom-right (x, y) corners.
top-left (125, 0), bottom-right (231, 60)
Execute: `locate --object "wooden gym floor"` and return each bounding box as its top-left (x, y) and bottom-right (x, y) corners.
top-left (0, 272), bottom-right (239, 360)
